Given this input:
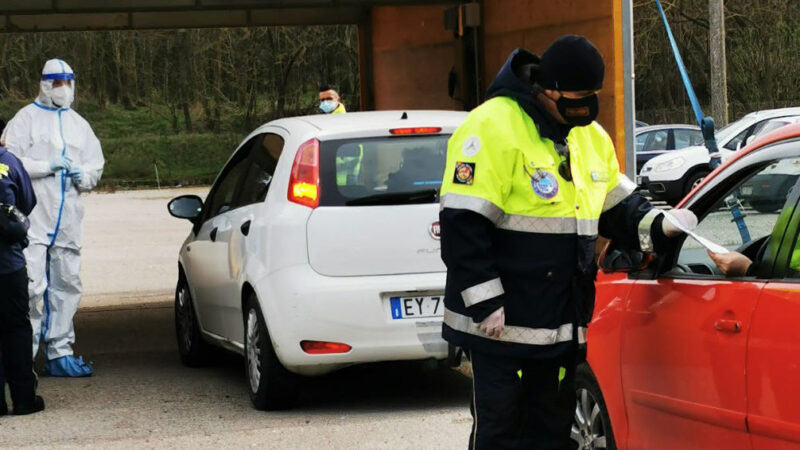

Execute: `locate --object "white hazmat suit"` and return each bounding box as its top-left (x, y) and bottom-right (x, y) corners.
top-left (1, 59), bottom-right (104, 377)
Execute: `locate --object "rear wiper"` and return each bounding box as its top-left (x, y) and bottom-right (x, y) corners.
top-left (345, 189), bottom-right (438, 206)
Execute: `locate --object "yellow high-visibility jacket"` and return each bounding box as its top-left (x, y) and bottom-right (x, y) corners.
top-left (439, 51), bottom-right (667, 358)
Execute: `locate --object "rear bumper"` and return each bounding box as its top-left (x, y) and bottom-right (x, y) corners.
top-left (739, 174), bottom-right (797, 203)
top-left (253, 265), bottom-right (448, 376)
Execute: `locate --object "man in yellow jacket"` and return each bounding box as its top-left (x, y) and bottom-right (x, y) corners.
top-left (439, 35), bottom-right (696, 449)
top-left (318, 85), bottom-right (347, 115)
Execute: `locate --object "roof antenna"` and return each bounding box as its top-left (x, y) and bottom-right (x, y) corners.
top-left (401, 112), bottom-right (408, 120)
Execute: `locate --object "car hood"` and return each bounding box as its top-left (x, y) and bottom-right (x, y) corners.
top-left (642, 145), bottom-right (734, 170)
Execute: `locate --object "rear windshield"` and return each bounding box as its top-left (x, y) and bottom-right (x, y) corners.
top-left (319, 135), bottom-right (450, 206)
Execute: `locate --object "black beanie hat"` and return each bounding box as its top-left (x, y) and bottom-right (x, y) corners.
top-left (538, 35), bottom-right (605, 91)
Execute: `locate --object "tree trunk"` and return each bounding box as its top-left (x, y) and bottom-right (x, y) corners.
top-left (182, 102), bottom-right (192, 132)
top-left (709, 0), bottom-right (729, 125)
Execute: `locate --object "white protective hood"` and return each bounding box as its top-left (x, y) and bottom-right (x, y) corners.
top-left (37, 58), bottom-right (76, 109)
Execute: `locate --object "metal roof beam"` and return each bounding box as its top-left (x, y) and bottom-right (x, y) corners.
top-left (1, 6), bottom-right (369, 31)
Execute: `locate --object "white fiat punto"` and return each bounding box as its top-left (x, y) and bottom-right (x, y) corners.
top-left (168, 111), bottom-right (466, 410)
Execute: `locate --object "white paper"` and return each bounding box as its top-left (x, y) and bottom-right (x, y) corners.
top-left (664, 212), bottom-right (730, 254)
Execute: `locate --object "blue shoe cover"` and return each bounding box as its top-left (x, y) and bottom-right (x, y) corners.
top-left (45, 355), bottom-right (93, 377)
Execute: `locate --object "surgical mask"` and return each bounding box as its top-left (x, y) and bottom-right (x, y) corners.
top-left (50, 85), bottom-right (74, 108)
top-left (319, 100), bottom-right (339, 114)
top-left (556, 93), bottom-right (598, 127)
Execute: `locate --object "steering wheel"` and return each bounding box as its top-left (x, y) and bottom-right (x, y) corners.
top-left (735, 234), bottom-right (770, 262)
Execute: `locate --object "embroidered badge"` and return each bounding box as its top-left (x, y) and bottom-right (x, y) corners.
top-left (462, 136), bottom-right (481, 157)
top-left (454, 162), bottom-right (475, 185)
top-left (530, 169), bottom-right (559, 199)
top-left (0, 163), bottom-right (8, 180)
top-left (591, 171), bottom-right (609, 182)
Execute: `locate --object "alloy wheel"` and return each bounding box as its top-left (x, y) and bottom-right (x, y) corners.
top-left (571, 388), bottom-right (608, 449)
top-left (246, 309), bottom-right (262, 393)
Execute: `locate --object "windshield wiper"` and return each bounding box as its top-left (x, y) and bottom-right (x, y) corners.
top-left (345, 189), bottom-right (438, 206)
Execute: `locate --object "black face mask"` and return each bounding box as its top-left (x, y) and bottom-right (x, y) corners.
top-left (556, 93), bottom-right (599, 127)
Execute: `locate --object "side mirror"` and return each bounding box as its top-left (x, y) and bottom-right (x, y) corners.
top-left (168, 195), bottom-right (203, 223)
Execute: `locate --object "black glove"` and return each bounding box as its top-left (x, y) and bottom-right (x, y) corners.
top-left (0, 203), bottom-right (30, 244)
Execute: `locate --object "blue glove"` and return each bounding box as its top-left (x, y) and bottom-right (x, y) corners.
top-left (49, 155), bottom-right (72, 172)
top-left (67, 167), bottom-right (83, 184)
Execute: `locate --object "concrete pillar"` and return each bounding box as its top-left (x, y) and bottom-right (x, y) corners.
top-left (370, 5), bottom-right (459, 111)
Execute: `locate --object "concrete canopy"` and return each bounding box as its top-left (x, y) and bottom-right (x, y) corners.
top-left (0, 0), bottom-right (634, 173)
top-left (0, 0), bottom-right (451, 31)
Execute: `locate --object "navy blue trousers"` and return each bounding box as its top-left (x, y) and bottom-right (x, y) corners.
top-left (468, 348), bottom-right (578, 450)
top-left (0, 267), bottom-right (36, 410)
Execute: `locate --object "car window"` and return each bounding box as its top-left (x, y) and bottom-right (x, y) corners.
top-left (724, 126), bottom-right (753, 151)
top-left (753, 120), bottom-right (790, 141)
top-left (643, 130), bottom-right (668, 151)
top-left (237, 133), bottom-right (284, 207)
top-left (675, 156), bottom-right (800, 277)
top-left (203, 142), bottom-right (253, 221)
top-left (673, 129), bottom-right (703, 149)
top-left (636, 132), bottom-right (649, 152)
top-left (319, 134), bottom-right (450, 206)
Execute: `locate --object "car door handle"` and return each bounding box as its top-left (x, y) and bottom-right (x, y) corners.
top-left (210, 227), bottom-right (218, 242)
top-left (715, 319), bottom-right (741, 333)
top-left (240, 220), bottom-right (252, 236)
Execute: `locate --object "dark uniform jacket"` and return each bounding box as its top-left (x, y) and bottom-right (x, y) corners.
top-left (0, 146), bottom-right (36, 274)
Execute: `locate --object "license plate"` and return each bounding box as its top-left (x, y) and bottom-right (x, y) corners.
top-left (741, 186), bottom-right (753, 195)
top-left (389, 295), bottom-right (444, 320)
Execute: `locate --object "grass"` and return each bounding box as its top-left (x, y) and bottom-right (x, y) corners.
top-left (101, 132), bottom-right (242, 189)
top-left (0, 98), bottom-right (250, 189)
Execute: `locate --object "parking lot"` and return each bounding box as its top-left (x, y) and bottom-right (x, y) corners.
top-left (0, 188), bottom-right (472, 450)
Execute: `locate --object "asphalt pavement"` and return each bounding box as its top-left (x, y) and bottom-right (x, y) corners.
top-left (0, 188), bottom-right (472, 450)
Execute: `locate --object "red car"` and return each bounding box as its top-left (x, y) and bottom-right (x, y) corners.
top-left (574, 124), bottom-right (800, 450)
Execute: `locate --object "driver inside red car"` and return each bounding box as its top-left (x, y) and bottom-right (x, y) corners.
top-left (708, 251), bottom-right (753, 276)
top-left (710, 247), bottom-right (800, 277)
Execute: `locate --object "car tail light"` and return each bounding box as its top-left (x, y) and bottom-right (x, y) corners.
top-left (288, 138), bottom-right (320, 208)
top-left (389, 127), bottom-right (442, 135)
top-left (300, 340), bottom-right (352, 354)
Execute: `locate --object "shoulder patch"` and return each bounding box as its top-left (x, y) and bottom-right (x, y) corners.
top-left (0, 163), bottom-right (8, 179)
top-left (453, 162), bottom-right (475, 185)
top-left (462, 136), bottom-right (481, 157)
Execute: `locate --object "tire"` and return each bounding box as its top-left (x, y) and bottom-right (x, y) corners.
top-left (750, 200), bottom-right (783, 213)
top-left (244, 294), bottom-right (297, 410)
top-left (683, 170), bottom-right (709, 197)
top-left (572, 363), bottom-right (617, 450)
top-left (175, 276), bottom-right (213, 367)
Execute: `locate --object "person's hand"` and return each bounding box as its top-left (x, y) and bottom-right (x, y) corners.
top-left (708, 251), bottom-right (752, 276)
top-left (67, 167), bottom-right (83, 184)
top-left (49, 155), bottom-right (72, 172)
top-left (479, 307), bottom-right (505, 338)
top-left (662, 209), bottom-right (698, 237)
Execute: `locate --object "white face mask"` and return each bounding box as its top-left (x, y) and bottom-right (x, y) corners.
top-left (50, 85), bottom-right (74, 108)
